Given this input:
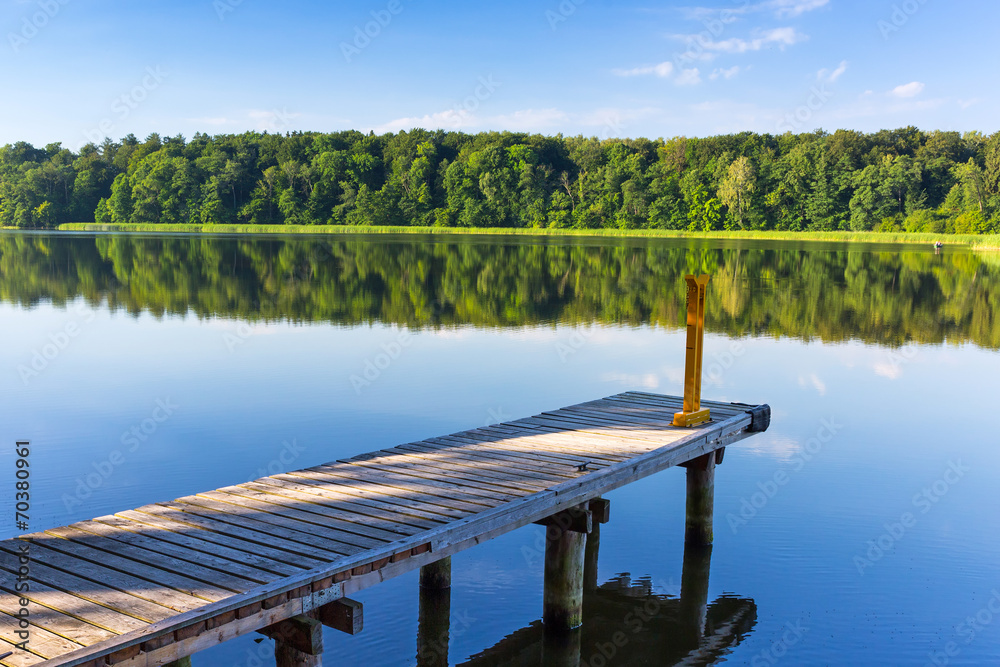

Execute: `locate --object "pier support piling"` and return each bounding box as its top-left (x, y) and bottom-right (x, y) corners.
top-left (418, 557), bottom-right (453, 666)
top-left (420, 556), bottom-right (452, 590)
top-left (684, 453), bottom-right (716, 546)
top-left (543, 507), bottom-right (590, 632)
top-left (262, 615), bottom-right (323, 667)
top-left (679, 542), bottom-right (713, 649)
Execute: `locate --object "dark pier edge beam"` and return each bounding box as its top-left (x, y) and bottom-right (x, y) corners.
top-left (543, 505), bottom-right (593, 632)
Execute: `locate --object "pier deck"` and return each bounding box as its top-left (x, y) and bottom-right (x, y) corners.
top-left (0, 391), bottom-right (769, 667)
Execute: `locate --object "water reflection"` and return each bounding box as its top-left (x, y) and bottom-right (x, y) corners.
top-left (1, 232), bottom-right (998, 348)
top-left (456, 564), bottom-right (755, 666)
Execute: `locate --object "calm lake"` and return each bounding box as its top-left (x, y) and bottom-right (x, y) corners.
top-left (1, 231), bottom-right (999, 666)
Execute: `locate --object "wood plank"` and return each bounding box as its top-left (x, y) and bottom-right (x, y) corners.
top-left (176, 493), bottom-right (391, 550)
top-left (17, 534), bottom-right (232, 603)
top-left (343, 451), bottom-right (552, 494)
top-left (209, 485), bottom-right (414, 541)
top-left (303, 466), bottom-right (497, 513)
top-left (73, 517), bottom-right (280, 584)
top-left (159, 497), bottom-right (377, 556)
top-left (437, 431), bottom-right (615, 467)
top-left (427, 433), bottom-right (608, 471)
top-left (44, 525), bottom-right (261, 593)
top-left (0, 636), bottom-right (46, 667)
top-left (0, 607), bottom-right (86, 658)
top-left (331, 460), bottom-right (519, 503)
top-left (106, 512), bottom-right (312, 576)
top-left (379, 444), bottom-right (565, 485)
top-left (128, 505), bottom-right (341, 566)
top-left (0, 541), bottom-right (208, 615)
top-left (278, 470), bottom-right (472, 520)
top-left (396, 442), bottom-right (579, 481)
top-left (244, 478), bottom-right (444, 531)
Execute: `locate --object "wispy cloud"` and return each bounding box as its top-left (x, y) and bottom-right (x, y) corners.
top-left (613, 62), bottom-right (674, 78)
top-left (677, 0), bottom-right (829, 20)
top-left (673, 27), bottom-right (807, 58)
top-left (710, 65), bottom-right (743, 80)
top-left (371, 108), bottom-right (567, 134)
top-left (817, 60), bottom-right (848, 83)
top-left (675, 68), bottom-right (703, 85)
top-left (890, 81), bottom-right (925, 98)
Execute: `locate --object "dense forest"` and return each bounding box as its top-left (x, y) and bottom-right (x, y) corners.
top-left (2, 235), bottom-right (997, 349)
top-left (1, 128), bottom-right (999, 233)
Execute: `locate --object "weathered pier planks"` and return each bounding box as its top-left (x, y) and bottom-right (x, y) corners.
top-left (0, 392), bottom-right (769, 666)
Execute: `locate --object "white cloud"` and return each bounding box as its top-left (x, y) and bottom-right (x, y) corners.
top-left (677, 0), bottom-right (829, 20)
top-left (890, 81), bottom-right (925, 98)
top-left (873, 362), bottom-right (903, 380)
top-left (613, 61), bottom-right (674, 78)
top-left (710, 66), bottom-right (742, 80)
top-left (745, 435), bottom-right (803, 461)
top-left (765, 0), bottom-right (830, 18)
top-left (817, 60), bottom-right (848, 83)
top-left (798, 373), bottom-right (826, 396)
top-left (371, 108), bottom-right (568, 134)
top-left (958, 98), bottom-right (981, 109)
top-left (601, 372), bottom-right (661, 390)
top-left (677, 27), bottom-right (807, 56)
top-left (675, 68), bottom-right (703, 85)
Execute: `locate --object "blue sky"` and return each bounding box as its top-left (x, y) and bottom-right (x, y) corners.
top-left (2, 0), bottom-right (997, 148)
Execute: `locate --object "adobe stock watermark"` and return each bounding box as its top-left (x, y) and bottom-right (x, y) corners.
top-left (555, 327), bottom-right (594, 363)
top-left (875, 342), bottom-right (917, 380)
top-left (61, 399), bottom-right (179, 513)
top-left (878, 0), bottom-right (931, 39)
top-left (83, 66), bottom-right (168, 145)
top-left (546, 0), bottom-right (586, 31)
top-left (449, 75), bottom-right (501, 119)
top-left (484, 407), bottom-right (512, 428)
top-left (580, 582), bottom-right (683, 667)
top-left (727, 417), bottom-right (843, 534)
top-left (246, 439), bottom-right (306, 482)
top-left (749, 619), bottom-right (809, 666)
top-left (705, 340), bottom-right (745, 385)
top-left (341, 0), bottom-right (404, 63)
top-left (924, 589), bottom-right (1000, 666)
top-left (350, 328), bottom-right (414, 394)
top-left (8, 0), bottom-right (71, 53)
top-left (17, 304), bottom-right (95, 386)
top-left (853, 460), bottom-right (969, 576)
top-left (213, 0), bottom-right (244, 21)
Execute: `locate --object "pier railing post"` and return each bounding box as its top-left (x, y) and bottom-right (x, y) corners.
top-left (543, 507), bottom-right (590, 632)
top-left (684, 453), bottom-right (716, 546)
top-left (418, 557), bottom-right (452, 666)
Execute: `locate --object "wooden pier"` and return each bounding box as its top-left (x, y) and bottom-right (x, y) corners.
top-left (0, 392), bottom-right (769, 666)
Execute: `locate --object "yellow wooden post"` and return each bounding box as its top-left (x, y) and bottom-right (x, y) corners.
top-left (674, 274), bottom-right (711, 427)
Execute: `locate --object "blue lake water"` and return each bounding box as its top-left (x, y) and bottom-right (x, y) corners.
top-left (1, 231), bottom-right (998, 665)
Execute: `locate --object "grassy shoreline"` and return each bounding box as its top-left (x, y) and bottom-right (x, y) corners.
top-left (50, 222), bottom-right (1000, 247)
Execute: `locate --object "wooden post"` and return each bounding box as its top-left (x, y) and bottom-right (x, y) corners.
top-left (417, 582), bottom-right (451, 666)
top-left (583, 498), bottom-right (609, 593)
top-left (164, 659), bottom-right (191, 667)
top-left (684, 453), bottom-right (716, 546)
top-left (583, 522), bottom-right (600, 593)
top-left (420, 556), bottom-right (452, 590)
top-left (262, 615), bottom-right (323, 667)
top-left (542, 625), bottom-right (582, 667)
top-left (543, 521), bottom-right (587, 631)
top-left (418, 556), bottom-right (452, 666)
top-left (674, 274), bottom-right (712, 427)
top-left (679, 542), bottom-right (713, 650)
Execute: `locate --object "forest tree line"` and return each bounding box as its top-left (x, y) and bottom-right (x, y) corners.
top-left (1, 127), bottom-right (999, 233)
